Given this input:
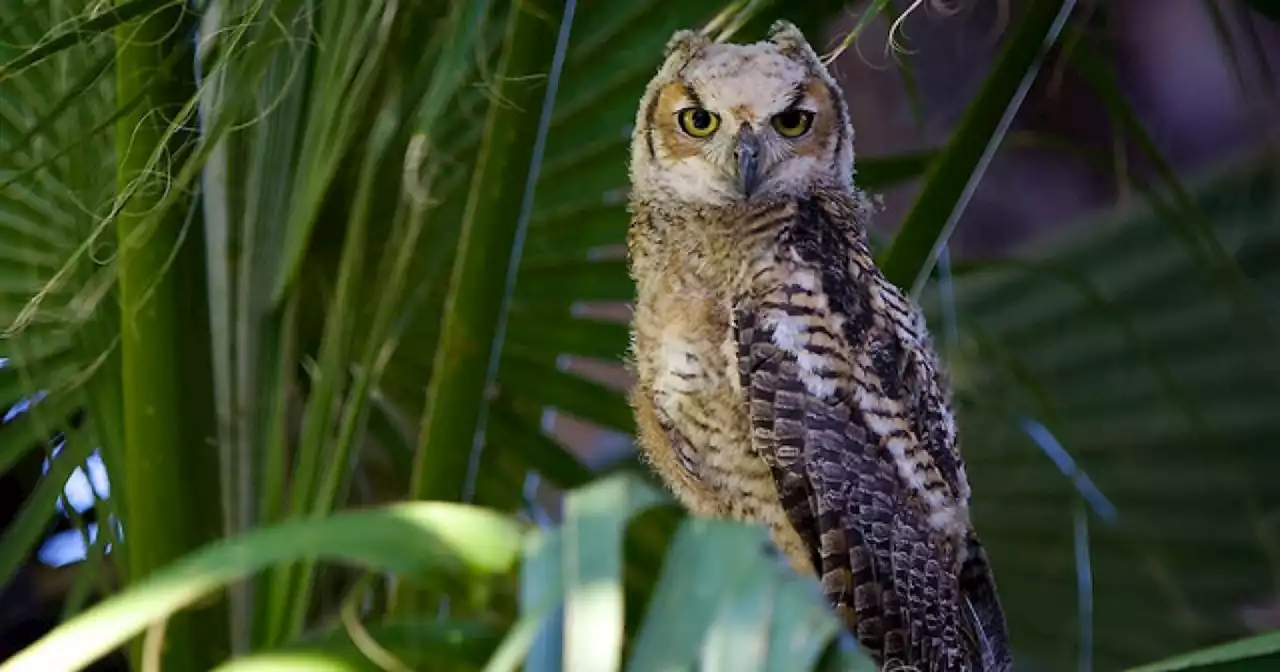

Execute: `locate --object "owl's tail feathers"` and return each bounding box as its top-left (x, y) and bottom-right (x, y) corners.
top-left (959, 535), bottom-right (1012, 672)
top-left (806, 437), bottom-right (895, 661)
top-left (889, 521), bottom-right (969, 672)
top-left (834, 460), bottom-right (969, 670)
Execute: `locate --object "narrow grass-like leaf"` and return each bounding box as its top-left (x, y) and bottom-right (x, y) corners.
top-left (410, 0), bottom-right (570, 504)
top-left (268, 104), bottom-right (377, 645)
top-left (198, 0), bottom-right (314, 542)
top-left (878, 0), bottom-right (1078, 295)
top-left (407, 0), bottom-right (494, 139)
top-left (0, 0), bottom-right (166, 81)
top-left (196, 2), bottom-right (316, 649)
top-left (1126, 630), bottom-right (1280, 671)
top-left (0, 503), bottom-right (523, 672)
top-left (269, 0), bottom-right (398, 302)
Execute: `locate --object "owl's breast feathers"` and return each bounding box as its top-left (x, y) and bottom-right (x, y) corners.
top-left (628, 192), bottom-right (1011, 671)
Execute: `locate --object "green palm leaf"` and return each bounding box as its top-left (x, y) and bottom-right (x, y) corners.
top-left (933, 156), bottom-right (1280, 669)
top-left (2, 0), bottom-right (1277, 670)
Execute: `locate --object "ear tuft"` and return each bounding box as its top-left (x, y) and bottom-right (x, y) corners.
top-left (665, 29), bottom-right (709, 59)
top-left (767, 21), bottom-right (809, 53)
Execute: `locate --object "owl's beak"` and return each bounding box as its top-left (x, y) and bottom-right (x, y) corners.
top-left (735, 125), bottom-right (762, 196)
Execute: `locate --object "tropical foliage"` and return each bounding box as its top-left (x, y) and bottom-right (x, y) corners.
top-left (0, 0), bottom-right (1278, 670)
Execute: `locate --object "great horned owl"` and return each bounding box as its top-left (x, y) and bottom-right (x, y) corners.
top-left (625, 21), bottom-right (1011, 671)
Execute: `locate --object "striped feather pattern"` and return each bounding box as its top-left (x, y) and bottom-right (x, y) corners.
top-left (730, 194), bottom-right (1011, 670)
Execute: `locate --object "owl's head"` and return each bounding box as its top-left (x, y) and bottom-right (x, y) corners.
top-left (629, 21), bottom-right (854, 207)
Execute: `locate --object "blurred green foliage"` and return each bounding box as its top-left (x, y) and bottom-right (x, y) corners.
top-left (0, 0), bottom-right (1278, 670)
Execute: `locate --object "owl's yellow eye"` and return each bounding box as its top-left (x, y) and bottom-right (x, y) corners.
top-left (772, 109), bottom-right (814, 137)
top-left (677, 107), bottom-right (720, 138)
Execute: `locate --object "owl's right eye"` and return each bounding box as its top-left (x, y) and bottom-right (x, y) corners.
top-left (677, 107), bottom-right (720, 138)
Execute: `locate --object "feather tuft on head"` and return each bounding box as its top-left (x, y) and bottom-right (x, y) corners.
top-left (664, 29), bottom-right (709, 59)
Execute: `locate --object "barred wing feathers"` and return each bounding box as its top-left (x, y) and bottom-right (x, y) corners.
top-left (733, 195), bottom-right (1010, 670)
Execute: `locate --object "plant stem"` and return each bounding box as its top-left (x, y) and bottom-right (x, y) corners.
top-left (114, 2), bottom-right (227, 668)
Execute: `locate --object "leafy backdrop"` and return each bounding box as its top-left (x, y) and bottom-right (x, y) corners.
top-left (0, 0), bottom-right (1278, 670)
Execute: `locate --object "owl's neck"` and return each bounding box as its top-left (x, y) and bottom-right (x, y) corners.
top-left (629, 188), bottom-right (873, 298)
top-left (629, 195), bottom-right (775, 295)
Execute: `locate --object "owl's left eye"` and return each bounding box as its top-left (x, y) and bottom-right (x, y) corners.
top-left (771, 109), bottom-right (814, 137)
top-left (677, 107), bottom-right (720, 138)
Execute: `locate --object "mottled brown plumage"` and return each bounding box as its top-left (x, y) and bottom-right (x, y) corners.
top-left (625, 22), bottom-right (1011, 671)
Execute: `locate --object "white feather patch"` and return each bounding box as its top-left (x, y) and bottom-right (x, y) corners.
top-left (853, 386), bottom-right (959, 534)
top-left (654, 331), bottom-right (704, 419)
top-left (722, 324), bottom-right (743, 395)
top-left (794, 350), bottom-right (836, 398)
top-left (764, 268), bottom-right (837, 400)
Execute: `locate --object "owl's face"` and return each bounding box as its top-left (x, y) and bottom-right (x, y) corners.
top-left (630, 23), bottom-right (854, 207)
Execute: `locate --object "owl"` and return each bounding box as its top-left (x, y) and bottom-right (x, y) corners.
top-left (624, 21), bottom-right (1011, 671)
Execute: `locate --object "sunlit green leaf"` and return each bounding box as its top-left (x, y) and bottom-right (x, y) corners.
top-left (0, 503), bottom-right (523, 672)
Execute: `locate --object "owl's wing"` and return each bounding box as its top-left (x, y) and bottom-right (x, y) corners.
top-left (959, 532), bottom-right (1013, 670)
top-left (732, 200), bottom-right (982, 669)
top-left (875, 251), bottom-right (1013, 670)
top-left (735, 295), bottom-right (966, 669)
